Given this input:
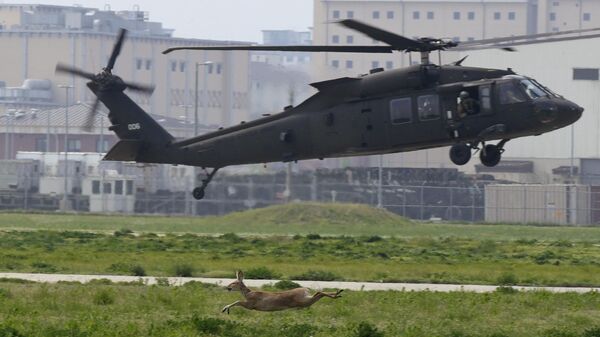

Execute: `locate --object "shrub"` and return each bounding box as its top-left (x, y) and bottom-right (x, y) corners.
top-left (191, 316), bottom-right (234, 335)
top-left (0, 288), bottom-right (11, 299)
top-left (535, 251), bottom-right (557, 265)
top-left (0, 324), bottom-right (24, 337)
top-left (283, 323), bottom-right (316, 337)
top-left (173, 264), bottom-right (194, 277)
top-left (273, 280), bottom-right (301, 290)
top-left (93, 289), bottom-right (115, 305)
top-left (113, 228), bottom-right (134, 237)
top-left (355, 322), bottom-right (384, 337)
top-left (364, 235), bottom-right (383, 243)
top-left (30, 261), bottom-right (57, 272)
top-left (87, 279), bottom-right (113, 285)
top-left (496, 273), bottom-right (518, 286)
top-left (220, 233), bottom-right (243, 243)
top-left (130, 264), bottom-right (146, 277)
top-left (245, 267), bottom-right (280, 279)
top-left (292, 270), bottom-right (340, 281)
top-left (306, 233), bottom-right (321, 240)
top-left (583, 327), bottom-right (600, 337)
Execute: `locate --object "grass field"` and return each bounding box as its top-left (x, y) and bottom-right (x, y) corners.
top-left (0, 279), bottom-right (599, 337)
top-left (2, 229), bottom-right (600, 286)
top-left (2, 203), bottom-right (600, 241)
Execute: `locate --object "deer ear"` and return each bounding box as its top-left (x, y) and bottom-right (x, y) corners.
top-left (236, 270), bottom-right (244, 281)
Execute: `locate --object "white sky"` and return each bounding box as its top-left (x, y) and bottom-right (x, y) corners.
top-left (2, 0), bottom-right (314, 42)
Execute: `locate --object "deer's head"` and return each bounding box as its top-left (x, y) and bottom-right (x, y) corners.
top-left (225, 270), bottom-right (246, 292)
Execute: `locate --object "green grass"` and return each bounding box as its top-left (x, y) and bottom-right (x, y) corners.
top-left (0, 279), bottom-right (599, 337)
top-left (2, 203), bottom-right (600, 241)
top-left (2, 231), bottom-right (600, 286)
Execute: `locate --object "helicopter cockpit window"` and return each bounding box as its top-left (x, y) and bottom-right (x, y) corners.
top-left (418, 94), bottom-right (440, 120)
top-left (390, 97), bottom-right (412, 124)
top-left (518, 79), bottom-right (548, 99)
top-left (497, 81), bottom-right (527, 104)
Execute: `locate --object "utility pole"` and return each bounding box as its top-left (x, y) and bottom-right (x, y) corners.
top-left (58, 84), bottom-right (73, 212)
top-left (194, 61), bottom-right (212, 136)
top-left (377, 155), bottom-right (383, 208)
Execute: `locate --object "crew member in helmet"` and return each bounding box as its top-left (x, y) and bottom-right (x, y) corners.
top-left (457, 91), bottom-right (479, 118)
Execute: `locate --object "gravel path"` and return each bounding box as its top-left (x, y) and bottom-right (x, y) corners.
top-left (1, 272), bottom-right (599, 293)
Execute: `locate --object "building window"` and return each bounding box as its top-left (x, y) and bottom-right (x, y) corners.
top-left (346, 60), bottom-right (353, 69)
top-left (413, 11), bottom-right (420, 20)
top-left (332, 10), bottom-right (340, 19)
top-left (427, 11), bottom-right (434, 20)
top-left (467, 37), bottom-right (475, 41)
top-left (373, 11), bottom-right (380, 19)
top-left (332, 60), bottom-right (339, 68)
top-left (550, 12), bottom-right (556, 21)
top-left (92, 180), bottom-right (100, 194)
top-left (468, 12), bottom-right (475, 20)
top-left (145, 59), bottom-right (152, 70)
top-left (136, 58), bottom-right (142, 70)
top-left (390, 98), bottom-right (412, 124)
top-left (103, 182), bottom-right (112, 194)
top-left (126, 180), bottom-right (134, 195)
top-left (508, 12), bottom-right (516, 20)
top-left (170, 61), bottom-right (177, 72)
top-left (553, 1), bottom-right (559, 5)
top-left (573, 68), bottom-right (599, 80)
top-left (115, 180), bottom-right (123, 195)
top-left (96, 139), bottom-right (109, 153)
top-left (418, 95), bottom-right (440, 120)
top-left (494, 12), bottom-right (501, 20)
top-left (207, 63), bottom-right (214, 74)
top-left (67, 139), bottom-right (81, 152)
top-left (35, 138), bottom-right (47, 152)
top-left (387, 11), bottom-right (394, 19)
top-left (332, 35), bottom-right (339, 44)
top-left (347, 11), bottom-right (354, 19)
top-left (346, 35), bottom-right (354, 44)
top-left (371, 61), bottom-right (380, 69)
top-left (584, 13), bottom-right (591, 21)
top-left (385, 61), bottom-right (393, 69)
top-left (453, 12), bottom-right (461, 20)
top-left (179, 62), bottom-right (186, 72)
top-left (216, 63), bottom-right (222, 74)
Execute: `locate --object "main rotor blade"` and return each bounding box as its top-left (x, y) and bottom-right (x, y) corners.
top-left (55, 63), bottom-right (95, 80)
top-left (337, 19), bottom-right (425, 50)
top-left (163, 45), bottom-right (393, 54)
top-left (459, 26), bottom-right (600, 47)
top-left (123, 80), bottom-right (155, 94)
top-left (106, 29), bottom-right (127, 72)
top-left (454, 32), bottom-right (600, 51)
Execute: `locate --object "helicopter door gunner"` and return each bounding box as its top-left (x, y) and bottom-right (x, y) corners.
top-left (457, 91), bottom-right (479, 118)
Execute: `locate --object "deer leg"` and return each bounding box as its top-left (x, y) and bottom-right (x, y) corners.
top-left (314, 289), bottom-right (344, 299)
top-left (221, 301), bottom-right (241, 314)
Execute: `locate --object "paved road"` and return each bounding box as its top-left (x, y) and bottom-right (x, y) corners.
top-left (1, 272), bottom-right (599, 293)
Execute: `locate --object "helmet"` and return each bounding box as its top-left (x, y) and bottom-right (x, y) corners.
top-left (459, 91), bottom-right (469, 99)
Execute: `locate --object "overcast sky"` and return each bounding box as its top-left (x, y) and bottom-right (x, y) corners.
top-left (2, 0), bottom-right (314, 42)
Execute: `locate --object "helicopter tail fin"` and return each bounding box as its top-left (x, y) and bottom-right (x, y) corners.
top-left (99, 88), bottom-right (175, 163)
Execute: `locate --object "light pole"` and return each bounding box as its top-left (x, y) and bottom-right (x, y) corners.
top-left (58, 84), bottom-right (73, 212)
top-left (377, 155), bottom-right (383, 208)
top-left (194, 61), bottom-right (212, 136)
top-left (178, 104), bottom-right (193, 137)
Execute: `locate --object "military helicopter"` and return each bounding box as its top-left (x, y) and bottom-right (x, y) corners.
top-left (56, 20), bottom-right (597, 200)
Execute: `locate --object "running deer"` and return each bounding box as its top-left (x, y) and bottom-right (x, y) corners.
top-left (221, 270), bottom-right (343, 314)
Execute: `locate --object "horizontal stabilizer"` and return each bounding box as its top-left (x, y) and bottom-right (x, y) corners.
top-left (310, 77), bottom-right (361, 91)
top-left (103, 140), bottom-right (143, 161)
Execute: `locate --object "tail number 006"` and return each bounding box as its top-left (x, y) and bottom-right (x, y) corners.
top-left (128, 123), bottom-right (141, 131)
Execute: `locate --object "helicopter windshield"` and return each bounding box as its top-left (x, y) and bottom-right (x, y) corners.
top-left (518, 79), bottom-right (548, 99)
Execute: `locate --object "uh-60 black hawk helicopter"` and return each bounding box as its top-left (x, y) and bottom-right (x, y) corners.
top-left (56, 19), bottom-right (597, 200)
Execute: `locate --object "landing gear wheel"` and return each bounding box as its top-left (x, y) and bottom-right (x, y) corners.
top-left (480, 144), bottom-right (502, 167)
top-left (192, 187), bottom-right (205, 200)
top-left (450, 143), bottom-right (472, 166)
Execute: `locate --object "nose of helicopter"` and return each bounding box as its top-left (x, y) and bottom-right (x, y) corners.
top-left (534, 99), bottom-right (583, 127)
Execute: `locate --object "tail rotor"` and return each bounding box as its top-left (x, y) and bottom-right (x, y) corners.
top-left (55, 28), bottom-right (154, 131)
